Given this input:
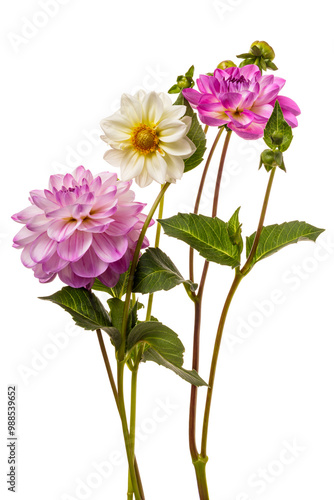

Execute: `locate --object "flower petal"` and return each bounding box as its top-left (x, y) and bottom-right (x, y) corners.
top-left (120, 151), bottom-right (145, 181)
top-left (92, 233), bottom-right (128, 263)
top-left (57, 231), bottom-right (93, 261)
top-left (71, 247), bottom-right (109, 277)
top-left (142, 92), bottom-right (164, 125)
top-left (30, 232), bottom-right (57, 263)
top-left (47, 219), bottom-right (81, 242)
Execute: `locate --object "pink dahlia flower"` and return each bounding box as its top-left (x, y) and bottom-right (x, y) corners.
top-left (12, 166), bottom-right (151, 288)
top-left (182, 65), bottom-right (301, 139)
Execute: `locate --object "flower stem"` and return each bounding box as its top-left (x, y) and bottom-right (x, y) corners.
top-left (119, 182), bottom-right (170, 361)
top-left (96, 330), bottom-right (145, 499)
top-left (200, 167), bottom-right (277, 460)
top-left (127, 364), bottom-right (139, 500)
top-left (146, 185), bottom-right (165, 321)
top-left (189, 128), bottom-right (224, 283)
top-left (189, 130), bottom-right (232, 465)
top-left (117, 361), bottom-right (142, 500)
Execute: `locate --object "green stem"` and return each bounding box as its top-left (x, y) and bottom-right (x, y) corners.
top-left (119, 182), bottom-right (170, 361)
top-left (193, 456), bottom-right (210, 500)
top-left (96, 330), bottom-right (144, 499)
top-left (146, 185), bottom-right (165, 321)
top-left (200, 167), bottom-right (277, 460)
top-left (117, 361), bottom-right (142, 500)
top-left (127, 365), bottom-right (139, 500)
top-left (189, 128), bottom-right (224, 283)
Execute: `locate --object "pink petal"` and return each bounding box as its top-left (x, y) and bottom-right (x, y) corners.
top-left (182, 88), bottom-right (202, 108)
top-left (42, 251), bottom-right (68, 273)
top-left (282, 110), bottom-right (299, 127)
top-left (239, 64), bottom-right (261, 80)
top-left (58, 265), bottom-right (93, 288)
top-left (57, 231), bottom-right (93, 261)
top-left (92, 233), bottom-right (128, 263)
top-left (26, 214), bottom-right (50, 232)
top-left (275, 95), bottom-right (301, 115)
top-left (98, 266), bottom-right (120, 288)
top-left (226, 110), bottom-right (254, 128)
top-left (47, 219), bottom-right (81, 242)
top-left (12, 205), bottom-right (41, 223)
top-left (13, 226), bottom-right (41, 248)
top-left (71, 247), bottom-right (109, 277)
top-left (229, 121), bottom-right (265, 140)
top-left (30, 232), bottom-right (57, 263)
top-left (219, 92), bottom-right (242, 111)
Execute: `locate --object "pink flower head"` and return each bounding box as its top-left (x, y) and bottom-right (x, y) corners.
top-left (183, 65), bottom-right (301, 140)
top-left (12, 166), bottom-right (151, 288)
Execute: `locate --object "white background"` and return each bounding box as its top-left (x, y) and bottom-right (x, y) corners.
top-left (1, 1), bottom-right (333, 499)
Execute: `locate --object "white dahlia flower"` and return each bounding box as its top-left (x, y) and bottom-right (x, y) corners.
top-left (100, 90), bottom-right (196, 187)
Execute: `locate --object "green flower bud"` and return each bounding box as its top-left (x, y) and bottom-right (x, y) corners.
top-left (271, 131), bottom-right (284, 146)
top-left (251, 41), bottom-right (275, 61)
top-left (217, 60), bottom-right (237, 70)
top-left (177, 75), bottom-right (191, 89)
top-left (260, 149), bottom-right (283, 171)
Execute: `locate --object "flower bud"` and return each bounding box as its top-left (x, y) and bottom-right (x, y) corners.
top-left (271, 131), bottom-right (284, 146)
top-left (251, 41), bottom-right (275, 61)
top-left (259, 149), bottom-right (284, 171)
top-left (217, 60), bottom-right (237, 70)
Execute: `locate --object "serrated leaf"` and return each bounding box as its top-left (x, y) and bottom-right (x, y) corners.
top-left (174, 93), bottom-right (206, 172)
top-left (107, 297), bottom-right (144, 337)
top-left (133, 247), bottom-right (197, 294)
top-left (143, 348), bottom-right (207, 386)
top-left (227, 207), bottom-right (243, 255)
top-left (40, 287), bottom-right (121, 347)
top-left (264, 101), bottom-right (293, 152)
top-left (246, 221), bottom-right (325, 266)
top-left (159, 213), bottom-right (240, 268)
top-left (127, 322), bottom-right (184, 366)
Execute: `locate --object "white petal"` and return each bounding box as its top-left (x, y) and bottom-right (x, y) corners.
top-left (145, 153), bottom-right (167, 184)
top-left (120, 151), bottom-right (145, 180)
top-left (135, 167), bottom-right (153, 188)
top-left (100, 111), bottom-right (133, 137)
top-left (142, 92), bottom-right (164, 125)
top-left (121, 94), bottom-right (142, 124)
top-left (134, 89), bottom-right (146, 102)
top-left (160, 102), bottom-right (186, 122)
top-left (164, 154), bottom-right (185, 181)
top-left (160, 137), bottom-right (195, 158)
top-left (103, 148), bottom-right (126, 167)
top-left (157, 121), bottom-right (187, 143)
top-left (181, 115), bottom-right (192, 134)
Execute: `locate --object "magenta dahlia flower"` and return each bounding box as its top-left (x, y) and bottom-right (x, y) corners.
top-left (12, 166), bottom-right (151, 288)
top-left (182, 65), bottom-right (301, 139)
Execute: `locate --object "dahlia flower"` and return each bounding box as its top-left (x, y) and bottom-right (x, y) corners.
top-left (100, 90), bottom-right (196, 187)
top-left (182, 64), bottom-right (301, 140)
top-left (12, 166), bottom-right (150, 288)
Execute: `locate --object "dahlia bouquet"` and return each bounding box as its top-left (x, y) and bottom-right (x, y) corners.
top-left (12, 41), bottom-right (324, 499)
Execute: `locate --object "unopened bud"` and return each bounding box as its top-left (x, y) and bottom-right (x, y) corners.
top-left (260, 149), bottom-right (283, 171)
top-left (251, 41), bottom-right (275, 61)
top-left (217, 60), bottom-right (237, 70)
top-left (271, 131), bottom-right (284, 146)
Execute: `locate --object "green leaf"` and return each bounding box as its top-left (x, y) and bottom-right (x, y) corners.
top-left (246, 221), bottom-right (325, 266)
top-left (143, 348), bottom-right (207, 386)
top-left (227, 207), bottom-right (243, 255)
top-left (263, 100), bottom-right (293, 153)
top-left (92, 279), bottom-right (113, 296)
top-left (40, 287), bottom-right (121, 347)
top-left (174, 93), bottom-right (206, 172)
top-left (133, 247), bottom-right (197, 294)
top-left (185, 65), bottom-right (194, 78)
top-left (168, 84), bottom-right (181, 94)
top-left (159, 213), bottom-right (240, 268)
top-left (236, 52), bottom-right (254, 59)
top-left (112, 268), bottom-right (130, 298)
top-left (107, 297), bottom-right (144, 336)
top-left (127, 321), bottom-right (184, 366)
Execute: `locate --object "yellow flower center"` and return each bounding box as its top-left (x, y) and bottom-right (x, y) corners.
top-left (131, 124), bottom-right (160, 155)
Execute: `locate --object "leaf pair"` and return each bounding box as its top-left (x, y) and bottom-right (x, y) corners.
top-left (40, 286), bottom-right (207, 387)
